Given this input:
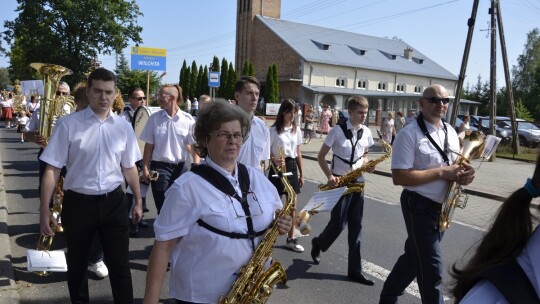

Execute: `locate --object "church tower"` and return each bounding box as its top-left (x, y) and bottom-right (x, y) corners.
top-left (235, 0), bottom-right (281, 73)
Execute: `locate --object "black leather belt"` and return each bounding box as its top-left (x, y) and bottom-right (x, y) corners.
top-left (153, 161), bottom-right (184, 168)
top-left (66, 185), bottom-right (123, 201)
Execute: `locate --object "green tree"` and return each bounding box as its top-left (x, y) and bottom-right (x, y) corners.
top-left (463, 75), bottom-right (490, 115)
top-left (226, 62), bottom-right (237, 100)
top-left (0, 67), bottom-right (10, 90)
top-left (512, 28), bottom-right (540, 120)
top-left (220, 58), bottom-right (229, 98)
top-left (265, 65), bottom-right (276, 103)
top-left (248, 62), bottom-right (255, 76)
top-left (179, 59), bottom-right (187, 95)
top-left (515, 99), bottom-right (534, 121)
top-left (196, 64), bottom-right (204, 98)
top-left (272, 64), bottom-right (279, 102)
top-left (2, 0), bottom-right (143, 85)
top-left (242, 61), bottom-right (250, 76)
top-left (189, 60), bottom-right (198, 100)
top-left (201, 65), bottom-right (209, 96)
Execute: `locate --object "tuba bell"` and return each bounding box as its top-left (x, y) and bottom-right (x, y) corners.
top-left (30, 63), bottom-right (74, 144)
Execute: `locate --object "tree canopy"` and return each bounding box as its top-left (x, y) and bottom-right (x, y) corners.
top-left (114, 52), bottom-right (161, 104)
top-left (2, 0), bottom-right (143, 85)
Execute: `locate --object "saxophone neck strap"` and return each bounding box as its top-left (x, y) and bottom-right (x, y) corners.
top-left (191, 163), bottom-right (258, 250)
top-left (333, 122), bottom-right (364, 169)
top-left (416, 112), bottom-right (450, 165)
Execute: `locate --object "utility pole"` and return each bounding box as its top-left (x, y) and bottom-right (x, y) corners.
top-left (495, 0), bottom-right (520, 154)
top-left (489, 0), bottom-right (497, 161)
top-left (450, 0), bottom-right (519, 158)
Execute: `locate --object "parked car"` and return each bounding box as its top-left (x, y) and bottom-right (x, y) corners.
top-left (495, 117), bottom-right (540, 148)
top-left (458, 115), bottom-right (512, 143)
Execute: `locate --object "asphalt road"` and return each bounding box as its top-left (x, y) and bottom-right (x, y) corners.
top-left (1, 129), bottom-right (485, 303)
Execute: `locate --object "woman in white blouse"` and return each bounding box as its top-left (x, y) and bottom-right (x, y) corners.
top-left (143, 101), bottom-right (292, 303)
top-left (268, 99), bottom-right (305, 253)
top-left (451, 152), bottom-right (540, 303)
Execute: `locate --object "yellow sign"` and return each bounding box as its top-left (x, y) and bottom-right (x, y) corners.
top-left (130, 46), bottom-right (167, 57)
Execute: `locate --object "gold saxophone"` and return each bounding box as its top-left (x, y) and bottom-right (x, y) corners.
top-left (220, 147), bottom-right (293, 304)
top-left (30, 63), bottom-right (74, 144)
top-left (35, 177), bottom-right (65, 276)
top-left (296, 130), bottom-right (392, 235)
top-left (439, 130), bottom-right (485, 231)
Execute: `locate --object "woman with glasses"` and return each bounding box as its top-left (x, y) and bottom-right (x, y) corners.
top-left (143, 100), bottom-right (292, 303)
top-left (268, 99), bottom-right (305, 253)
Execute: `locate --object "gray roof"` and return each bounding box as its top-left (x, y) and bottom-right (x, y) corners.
top-left (257, 16), bottom-right (458, 81)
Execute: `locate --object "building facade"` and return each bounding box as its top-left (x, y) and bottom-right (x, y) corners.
top-left (236, 0), bottom-right (460, 125)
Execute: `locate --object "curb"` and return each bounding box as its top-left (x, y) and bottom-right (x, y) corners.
top-left (302, 154), bottom-right (507, 202)
top-left (0, 149), bottom-right (20, 303)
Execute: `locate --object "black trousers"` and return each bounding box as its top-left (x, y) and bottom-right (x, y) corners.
top-left (315, 191), bottom-right (365, 275)
top-left (150, 161), bottom-right (184, 214)
top-left (62, 186), bottom-right (133, 304)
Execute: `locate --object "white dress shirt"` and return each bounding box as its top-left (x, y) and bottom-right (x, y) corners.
top-left (324, 121), bottom-right (374, 182)
top-left (237, 116), bottom-right (270, 169)
top-left (39, 107), bottom-right (141, 194)
top-left (460, 227), bottom-right (540, 303)
top-left (154, 156), bottom-right (282, 303)
top-left (269, 125), bottom-right (302, 158)
top-left (391, 119), bottom-right (460, 203)
top-left (139, 109), bottom-right (195, 164)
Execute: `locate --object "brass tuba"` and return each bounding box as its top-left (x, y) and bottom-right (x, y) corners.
top-left (438, 131), bottom-right (486, 231)
top-left (219, 147), bottom-right (292, 304)
top-left (30, 63), bottom-right (74, 144)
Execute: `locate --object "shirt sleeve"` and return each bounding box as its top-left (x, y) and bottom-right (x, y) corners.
top-left (391, 129), bottom-right (416, 170)
top-left (261, 124), bottom-right (271, 161)
top-left (39, 120), bottom-right (69, 169)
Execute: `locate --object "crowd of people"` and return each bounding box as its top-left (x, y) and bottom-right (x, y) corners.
top-left (9, 70), bottom-right (537, 303)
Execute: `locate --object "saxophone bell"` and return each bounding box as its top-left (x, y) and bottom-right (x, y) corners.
top-left (438, 130), bottom-right (485, 231)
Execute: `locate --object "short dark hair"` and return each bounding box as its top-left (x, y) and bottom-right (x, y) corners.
top-left (128, 87), bottom-right (144, 98)
top-left (234, 76), bottom-right (260, 93)
top-left (193, 100), bottom-right (251, 158)
top-left (87, 68), bottom-right (116, 88)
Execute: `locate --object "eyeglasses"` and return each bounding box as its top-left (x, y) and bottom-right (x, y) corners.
top-left (228, 190), bottom-right (264, 219)
top-left (132, 96), bottom-right (146, 101)
top-left (211, 131), bottom-right (244, 141)
top-left (56, 91), bottom-right (69, 96)
top-left (424, 97), bottom-right (451, 104)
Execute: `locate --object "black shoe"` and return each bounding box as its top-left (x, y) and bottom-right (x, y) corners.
top-left (311, 237), bottom-right (321, 265)
top-left (142, 202), bottom-right (150, 213)
top-left (347, 273), bottom-right (375, 286)
top-left (129, 223), bottom-right (138, 237)
top-left (138, 220), bottom-right (149, 228)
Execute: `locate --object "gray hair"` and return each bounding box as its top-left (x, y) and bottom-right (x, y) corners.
top-left (194, 100), bottom-right (251, 158)
top-left (58, 81), bottom-right (70, 93)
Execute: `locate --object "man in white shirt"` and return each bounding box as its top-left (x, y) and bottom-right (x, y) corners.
top-left (234, 76), bottom-right (270, 170)
top-left (140, 84), bottom-right (199, 214)
top-left (311, 95), bottom-right (376, 286)
top-left (39, 68), bottom-right (143, 303)
top-left (380, 84), bottom-right (476, 304)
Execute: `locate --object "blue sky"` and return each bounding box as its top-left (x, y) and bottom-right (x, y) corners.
top-left (1, 0), bottom-right (539, 88)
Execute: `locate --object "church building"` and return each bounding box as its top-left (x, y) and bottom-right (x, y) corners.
top-left (235, 0), bottom-right (460, 125)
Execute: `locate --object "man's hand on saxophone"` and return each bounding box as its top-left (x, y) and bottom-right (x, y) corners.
top-left (39, 208), bottom-right (56, 236)
top-left (456, 162), bottom-right (475, 185)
